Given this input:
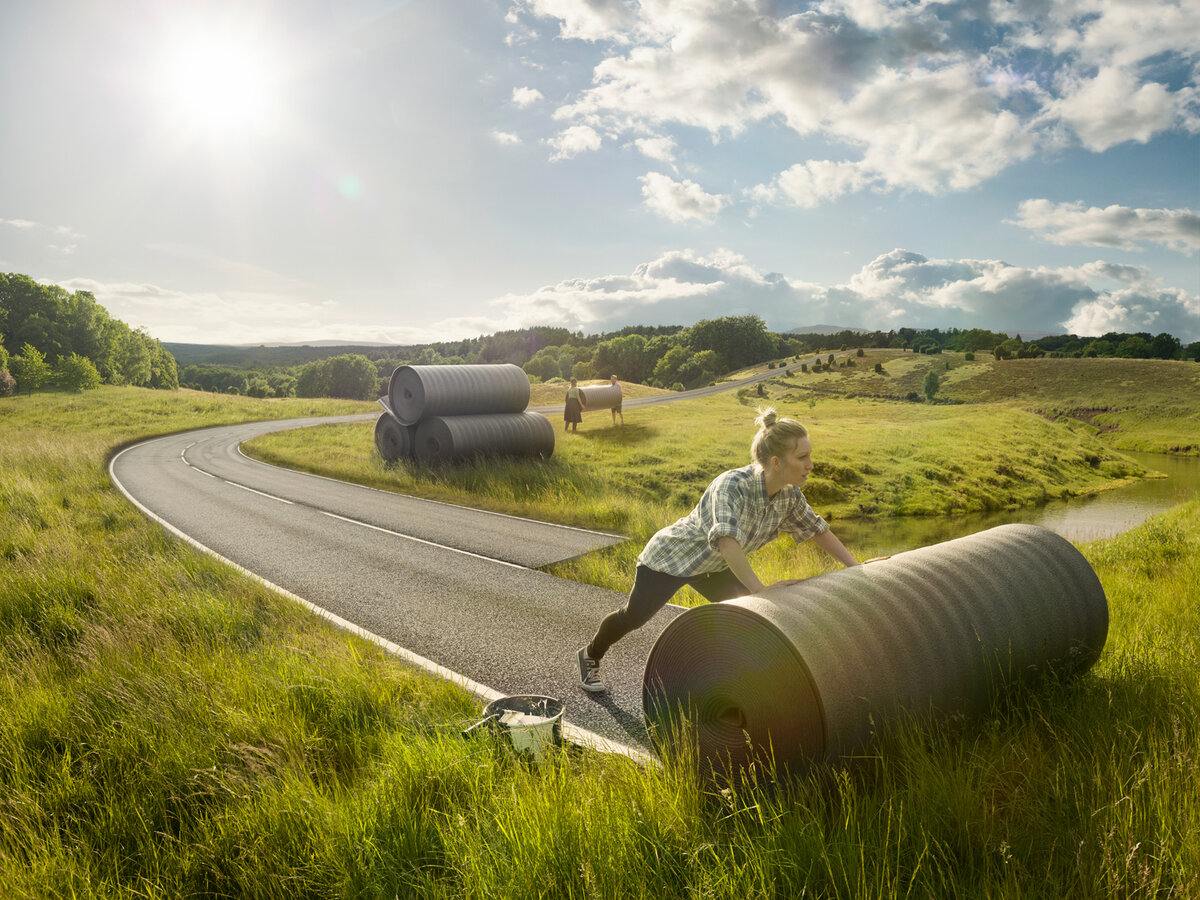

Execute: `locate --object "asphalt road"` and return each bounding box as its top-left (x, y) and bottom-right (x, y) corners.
top-left (110, 353), bottom-right (833, 760)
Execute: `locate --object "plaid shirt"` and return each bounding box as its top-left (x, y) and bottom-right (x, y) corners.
top-left (637, 464), bottom-right (829, 576)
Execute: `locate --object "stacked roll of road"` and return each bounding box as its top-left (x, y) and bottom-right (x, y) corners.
top-left (374, 363), bottom-right (554, 464)
top-left (643, 523), bottom-right (1108, 778)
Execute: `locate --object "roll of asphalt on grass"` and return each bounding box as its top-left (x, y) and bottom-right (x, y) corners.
top-left (374, 412), bottom-right (416, 462)
top-left (643, 523), bottom-right (1108, 776)
top-left (388, 363), bottom-right (531, 426)
top-left (413, 411), bottom-right (555, 464)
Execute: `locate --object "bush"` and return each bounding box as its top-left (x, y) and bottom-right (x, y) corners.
top-left (874, 362), bottom-right (883, 374)
top-left (965, 351), bottom-right (975, 361)
top-left (671, 382), bottom-right (684, 392)
top-left (906, 391), bottom-right (922, 402)
top-left (856, 348), bottom-right (864, 357)
top-left (0, 369), bottom-right (14, 397)
top-left (54, 353), bottom-right (102, 392)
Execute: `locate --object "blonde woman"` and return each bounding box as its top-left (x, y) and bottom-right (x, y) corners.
top-left (577, 407), bottom-right (859, 692)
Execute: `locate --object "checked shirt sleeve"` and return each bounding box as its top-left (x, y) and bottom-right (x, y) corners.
top-left (704, 470), bottom-right (754, 551)
top-left (781, 489), bottom-right (829, 542)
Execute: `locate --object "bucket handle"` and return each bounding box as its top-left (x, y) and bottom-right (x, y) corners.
top-left (461, 712), bottom-right (500, 739)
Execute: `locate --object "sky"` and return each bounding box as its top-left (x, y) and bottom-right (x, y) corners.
top-left (2, 0), bottom-right (1198, 347)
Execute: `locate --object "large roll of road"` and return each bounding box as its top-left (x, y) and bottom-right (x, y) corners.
top-left (413, 412), bottom-right (555, 464)
top-left (374, 413), bottom-right (416, 462)
top-left (578, 383), bottom-right (622, 410)
top-left (643, 523), bottom-right (1108, 775)
top-left (388, 364), bottom-right (531, 426)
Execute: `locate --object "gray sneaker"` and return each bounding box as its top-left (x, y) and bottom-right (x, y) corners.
top-left (577, 646), bottom-right (604, 692)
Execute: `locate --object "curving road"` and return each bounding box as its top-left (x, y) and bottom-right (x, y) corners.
top-left (110, 354), bottom-right (834, 760)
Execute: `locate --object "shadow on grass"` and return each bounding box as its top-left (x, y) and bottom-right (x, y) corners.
top-left (569, 423), bottom-right (654, 445)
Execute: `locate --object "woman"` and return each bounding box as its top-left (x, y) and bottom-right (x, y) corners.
top-left (577, 407), bottom-right (859, 692)
top-left (564, 378), bottom-right (585, 432)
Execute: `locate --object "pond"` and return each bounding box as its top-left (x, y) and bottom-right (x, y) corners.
top-left (830, 451), bottom-right (1200, 556)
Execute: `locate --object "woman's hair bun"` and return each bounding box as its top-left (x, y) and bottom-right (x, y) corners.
top-left (755, 407), bottom-right (778, 429)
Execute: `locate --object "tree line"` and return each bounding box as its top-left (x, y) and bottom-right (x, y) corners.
top-left (790, 326), bottom-right (1200, 362)
top-left (0, 274), bottom-right (178, 395)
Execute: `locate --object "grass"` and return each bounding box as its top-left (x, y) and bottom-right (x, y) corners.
top-left (2, 377), bottom-right (1199, 897)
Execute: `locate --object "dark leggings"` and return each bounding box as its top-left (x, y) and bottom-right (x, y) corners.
top-left (587, 564), bottom-right (750, 660)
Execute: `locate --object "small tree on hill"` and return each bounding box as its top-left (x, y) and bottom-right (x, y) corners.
top-left (923, 370), bottom-right (940, 402)
top-left (55, 352), bottom-right (101, 392)
top-left (9, 343), bottom-right (50, 394)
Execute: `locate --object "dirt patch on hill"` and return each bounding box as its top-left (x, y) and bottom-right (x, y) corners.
top-left (1041, 407), bottom-right (1126, 434)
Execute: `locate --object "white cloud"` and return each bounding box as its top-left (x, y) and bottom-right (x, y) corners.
top-left (769, 160), bottom-right (874, 209)
top-left (1, 216), bottom-right (85, 253)
top-left (516, 0), bottom-right (635, 42)
top-left (482, 246), bottom-right (1200, 341)
top-left (632, 135), bottom-right (676, 164)
top-left (511, 86), bottom-right (545, 107)
top-left (521, 0), bottom-right (1198, 208)
top-left (1009, 199), bottom-right (1200, 254)
top-left (1047, 67), bottom-right (1182, 152)
top-left (547, 124), bottom-right (602, 159)
top-left (639, 172), bottom-right (727, 224)
top-left (491, 129), bottom-right (523, 145)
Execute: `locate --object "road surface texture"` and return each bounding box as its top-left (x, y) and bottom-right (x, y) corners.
top-left (111, 354), bottom-right (833, 760)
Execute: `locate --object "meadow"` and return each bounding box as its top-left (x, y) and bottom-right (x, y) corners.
top-left (1, 357), bottom-right (1198, 897)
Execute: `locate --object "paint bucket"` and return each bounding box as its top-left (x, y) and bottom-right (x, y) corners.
top-left (462, 695), bottom-right (564, 761)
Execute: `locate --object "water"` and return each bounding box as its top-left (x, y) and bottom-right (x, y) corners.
top-left (831, 452), bottom-right (1200, 556)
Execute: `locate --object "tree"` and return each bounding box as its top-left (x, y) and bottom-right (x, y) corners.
top-left (9, 343), bottom-right (51, 394)
top-left (296, 359), bottom-right (331, 397)
top-left (0, 368), bottom-right (14, 397)
top-left (677, 350), bottom-right (721, 388)
top-left (686, 315), bottom-right (775, 371)
top-left (327, 354), bottom-right (378, 400)
top-left (54, 352), bottom-right (102, 392)
top-left (590, 333), bottom-right (656, 384)
top-left (923, 369), bottom-right (940, 402)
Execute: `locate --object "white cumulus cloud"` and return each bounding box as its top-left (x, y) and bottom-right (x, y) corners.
top-left (511, 86), bottom-right (545, 107)
top-left (1009, 199), bottom-right (1200, 254)
top-left (547, 124), bottom-right (602, 159)
top-left (639, 172), bottom-right (727, 224)
top-left (480, 246), bottom-right (1200, 341)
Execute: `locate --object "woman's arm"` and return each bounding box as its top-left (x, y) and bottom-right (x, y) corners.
top-left (812, 529), bottom-right (859, 567)
top-left (716, 536), bottom-right (768, 593)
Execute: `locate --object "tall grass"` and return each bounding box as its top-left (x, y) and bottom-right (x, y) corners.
top-left (2, 384), bottom-right (1198, 897)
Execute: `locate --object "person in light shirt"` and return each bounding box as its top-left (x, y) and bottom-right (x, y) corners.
top-left (576, 407), bottom-right (859, 692)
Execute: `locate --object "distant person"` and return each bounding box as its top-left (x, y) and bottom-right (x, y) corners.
top-left (576, 407), bottom-right (860, 693)
top-left (564, 378), bottom-right (585, 432)
top-left (609, 374), bottom-right (624, 427)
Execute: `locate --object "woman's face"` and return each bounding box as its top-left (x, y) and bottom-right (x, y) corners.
top-left (774, 436), bottom-right (814, 487)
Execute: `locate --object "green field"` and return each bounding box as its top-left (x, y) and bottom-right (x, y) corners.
top-left (2, 366), bottom-right (1198, 897)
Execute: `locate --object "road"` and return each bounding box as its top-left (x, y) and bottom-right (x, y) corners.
top-left (110, 353), bottom-right (834, 760)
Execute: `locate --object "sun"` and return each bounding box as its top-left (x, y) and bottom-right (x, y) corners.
top-left (153, 25), bottom-right (283, 141)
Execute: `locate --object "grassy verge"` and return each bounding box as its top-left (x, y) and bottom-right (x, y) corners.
top-left (2, 383), bottom-right (1198, 897)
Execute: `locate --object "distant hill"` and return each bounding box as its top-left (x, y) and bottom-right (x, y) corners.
top-left (164, 343), bottom-right (401, 367)
top-left (787, 324), bottom-right (869, 335)
top-left (787, 324), bottom-right (1055, 340)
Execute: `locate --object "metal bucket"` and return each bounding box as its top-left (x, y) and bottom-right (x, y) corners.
top-left (462, 695), bottom-right (564, 761)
